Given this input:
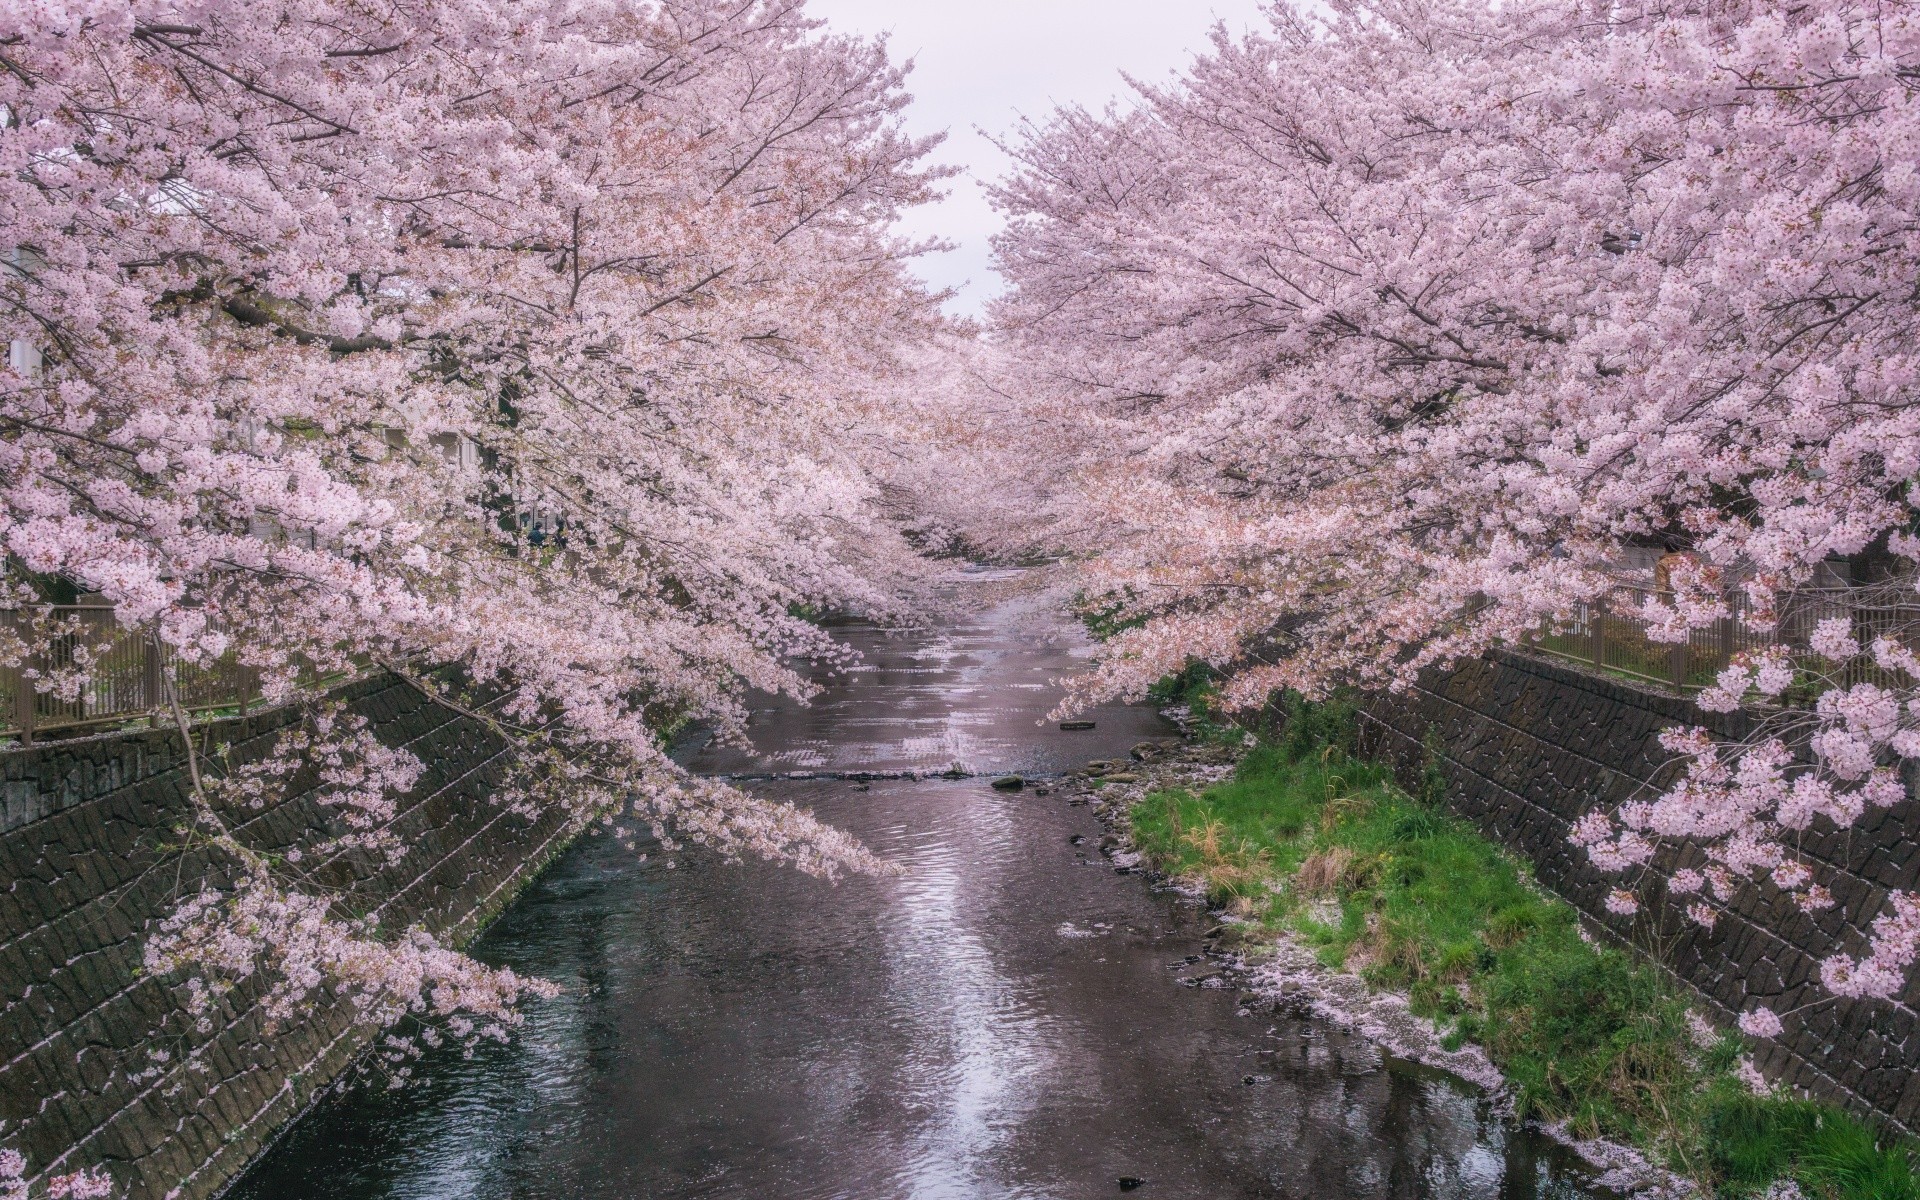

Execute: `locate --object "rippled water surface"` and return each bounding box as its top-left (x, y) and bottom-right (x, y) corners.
top-left (232, 578), bottom-right (1602, 1200)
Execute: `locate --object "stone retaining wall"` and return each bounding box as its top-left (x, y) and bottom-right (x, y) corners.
top-left (0, 674), bottom-right (572, 1200)
top-left (1358, 649), bottom-right (1920, 1129)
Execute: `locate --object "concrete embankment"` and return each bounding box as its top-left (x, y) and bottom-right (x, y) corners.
top-left (0, 674), bottom-right (570, 1200)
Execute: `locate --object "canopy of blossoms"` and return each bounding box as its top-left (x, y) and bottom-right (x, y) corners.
top-left (988, 0), bottom-right (1920, 1033)
top-left (1, 0), bottom-right (957, 1188)
top-left (15, 0), bottom-right (1920, 1190)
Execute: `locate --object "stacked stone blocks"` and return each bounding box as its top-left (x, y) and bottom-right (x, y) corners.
top-left (0, 674), bottom-right (573, 1200)
top-left (1359, 650), bottom-right (1920, 1129)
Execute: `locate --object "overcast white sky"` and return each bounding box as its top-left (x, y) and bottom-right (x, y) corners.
top-left (807, 0), bottom-right (1275, 317)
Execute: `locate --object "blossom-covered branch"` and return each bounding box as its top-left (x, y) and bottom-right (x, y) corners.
top-left (988, 0), bottom-right (1920, 1034)
top-left (1, 0), bottom-right (953, 1189)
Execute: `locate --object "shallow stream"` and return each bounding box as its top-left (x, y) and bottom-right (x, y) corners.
top-left (231, 580), bottom-right (1602, 1200)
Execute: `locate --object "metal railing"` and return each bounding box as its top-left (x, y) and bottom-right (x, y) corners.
top-left (1527, 585), bottom-right (1920, 694)
top-left (0, 606), bottom-right (263, 744)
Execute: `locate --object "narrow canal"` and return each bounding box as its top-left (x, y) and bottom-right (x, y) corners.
top-left (231, 578), bottom-right (1601, 1200)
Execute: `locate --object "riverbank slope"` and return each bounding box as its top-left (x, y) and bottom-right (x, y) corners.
top-left (1073, 701), bottom-right (1919, 1200)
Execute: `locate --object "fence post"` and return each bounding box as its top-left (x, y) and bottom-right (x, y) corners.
top-left (10, 663), bottom-right (32, 746)
top-left (1670, 640), bottom-right (1689, 690)
top-left (1589, 604), bottom-right (1604, 669)
top-left (143, 630), bottom-right (163, 728)
top-left (5, 611), bottom-right (32, 746)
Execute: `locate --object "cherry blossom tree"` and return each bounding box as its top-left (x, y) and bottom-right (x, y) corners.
top-left (1, 0), bottom-right (953, 1189)
top-left (989, 0), bottom-right (1920, 1031)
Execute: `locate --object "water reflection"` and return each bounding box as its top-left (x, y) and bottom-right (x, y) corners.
top-left (231, 583), bottom-right (1601, 1200)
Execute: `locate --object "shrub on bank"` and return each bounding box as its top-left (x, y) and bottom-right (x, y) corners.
top-left (1128, 699), bottom-right (1918, 1199)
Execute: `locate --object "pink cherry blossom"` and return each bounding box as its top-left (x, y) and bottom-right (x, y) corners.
top-left (980, 0), bottom-right (1920, 1018)
top-left (1811, 620), bottom-right (1863, 663)
top-left (1823, 893), bottom-right (1920, 999)
top-left (1773, 862), bottom-right (1814, 892)
top-left (1738, 1008), bottom-right (1785, 1039)
top-left (3, 0), bottom-right (956, 1184)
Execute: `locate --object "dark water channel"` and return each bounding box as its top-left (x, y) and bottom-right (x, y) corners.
top-left (232, 581), bottom-right (1602, 1200)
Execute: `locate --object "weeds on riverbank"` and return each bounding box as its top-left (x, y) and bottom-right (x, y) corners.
top-left (1076, 591), bottom-right (1147, 643)
top-left (1143, 662), bottom-right (1250, 747)
top-left (1128, 694), bottom-right (1919, 1200)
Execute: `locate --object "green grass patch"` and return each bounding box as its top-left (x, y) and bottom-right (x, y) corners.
top-left (1127, 694), bottom-right (1917, 1199)
top-left (1139, 660), bottom-right (1248, 746)
top-left (1075, 590), bottom-right (1149, 642)
top-left (1072, 595), bottom-right (1249, 746)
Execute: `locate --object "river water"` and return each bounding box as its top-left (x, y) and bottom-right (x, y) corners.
top-left (231, 580), bottom-right (1601, 1200)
